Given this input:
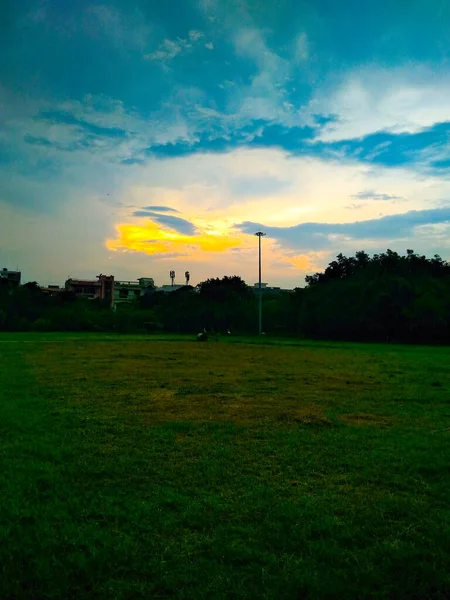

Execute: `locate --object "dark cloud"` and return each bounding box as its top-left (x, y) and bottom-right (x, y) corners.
top-left (132, 211), bottom-right (197, 235)
top-left (432, 159), bottom-right (450, 169)
top-left (22, 110), bottom-right (130, 155)
top-left (237, 208), bottom-right (450, 250)
top-left (36, 110), bottom-right (127, 139)
top-left (136, 119), bottom-right (450, 173)
top-left (312, 114), bottom-right (339, 127)
top-left (23, 135), bottom-right (53, 147)
top-left (142, 206), bottom-right (180, 213)
top-left (121, 158), bottom-right (144, 165)
top-left (305, 122), bottom-right (450, 169)
top-left (24, 133), bottom-right (111, 153)
top-left (145, 122), bottom-right (315, 159)
top-left (352, 190), bottom-right (402, 201)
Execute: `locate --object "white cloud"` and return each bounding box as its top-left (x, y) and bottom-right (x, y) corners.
top-left (205, 42), bottom-right (214, 50)
top-left (188, 30), bottom-right (204, 42)
top-left (145, 30), bottom-right (204, 62)
top-left (3, 93), bottom-right (195, 171)
top-left (227, 28), bottom-right (294, 124)
top-left (123, 148), bottom-right (445, 223)
top-left (303, 65), bottom-right (450, 142)
top-left (294, 32), bottom-right (309, 62)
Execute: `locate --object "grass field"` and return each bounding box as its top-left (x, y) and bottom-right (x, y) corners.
top-left (1, 333), bottom-right (450, 599)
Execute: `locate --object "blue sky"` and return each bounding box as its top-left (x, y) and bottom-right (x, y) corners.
top-left (1, 0), bottom-right (450, 286)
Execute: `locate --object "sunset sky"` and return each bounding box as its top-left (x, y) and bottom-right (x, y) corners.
top-left (2, 0), bottom-right (450, 287)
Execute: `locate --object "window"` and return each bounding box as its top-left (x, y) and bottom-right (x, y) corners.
top-left (119, 288), bottom-right (128, 298)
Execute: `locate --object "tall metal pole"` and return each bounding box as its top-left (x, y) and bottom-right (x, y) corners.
top-left (254, 231), bottom-right (266, 335)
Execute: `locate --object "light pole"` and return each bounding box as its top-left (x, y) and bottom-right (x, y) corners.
top-left (254, 231), bottom-right (266, 335)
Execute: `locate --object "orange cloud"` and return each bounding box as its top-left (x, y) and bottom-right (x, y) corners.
top-left (281, 251), bottom-right (329, 273)
top-left (106, 219), bottom-right (246, 256)
top-left (285, 254), bottom-right (313, 270)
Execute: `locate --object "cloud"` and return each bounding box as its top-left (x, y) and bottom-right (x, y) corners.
top-left (294, 32), bottom-right (309, 62)
top-left (237, 208), bottom-right (450, 251)
top-left (205, 42), bottom-right (214, 50)
top-left (144, 30), bottom-right (204, 62)
top-left (21, 109), bottom-right (129, 154)
top-left (24, 135), bottom-right (53, 147)
top-left (188, 30), bottom-right (204, 42)
top-left (303, 66), bottom-right (450, 142)
top-left (2, 93), bottom-right (196, 180)
top-left (132, 212), bottom-right (198, 235)
top-left (141, 205), bottom-right (180, 213)
top-left (114, 147), bottom-right (450, 232)
top-left (102, 146), bottom-right (450, 284)
top-left (37, 110), bottom-right (127, 139)
top-left (226, 28), bottom-right (293, 126)
top-left (346, 203), bottom-right (367, 210)
top-left (351, 190), bottom-right (403, 201)
top-left (106, 220), bottom-right (244, 255)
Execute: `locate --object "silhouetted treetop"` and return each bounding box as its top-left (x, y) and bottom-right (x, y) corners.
top-left (197, 275), bottom-right (251, 302)
top-left (305, 249), bottom-right (450, 286)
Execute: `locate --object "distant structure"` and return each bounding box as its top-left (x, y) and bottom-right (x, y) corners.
top-left (40, 285), bottom-right (61, 296)
top-left (252, 283), bottom-right (291, 294)
top-left (114, 277), bottom-right (155, 306)
top-left (170, 270), bottom-right (175, 286)
top-left (157, 284), bottom-right (185, 293)
top-left (65, 274), bottom-right (114, 306)
top-left (185, 271), bottom-right (190, 285)
top-left (0, 267), bottom-right (21, 286)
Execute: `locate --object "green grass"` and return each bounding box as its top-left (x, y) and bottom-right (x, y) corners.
top-left (1, 335), bottom-right (450, 599)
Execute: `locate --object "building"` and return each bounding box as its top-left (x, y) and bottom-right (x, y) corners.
top-left (156, 284), bottom-right (186, 293)
top-left (114, 277), bottom-right (155, 306)
top-left (252, 283), bottom-right (291, 294)
top-left (0, 267), bottom-right (21, 286)
top-left (40, 285), bottom-right (62, 296)
top-left (65, 274), bottom-right (114, 306)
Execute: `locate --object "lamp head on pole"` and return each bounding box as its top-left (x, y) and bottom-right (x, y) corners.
top-left (254, 231), bottom-right (266, 238)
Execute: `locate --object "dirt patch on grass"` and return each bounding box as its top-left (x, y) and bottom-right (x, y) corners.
top-left (340, 413), bottom-right (393, 428)
top-left (276, 405), bottom-right (335, 427)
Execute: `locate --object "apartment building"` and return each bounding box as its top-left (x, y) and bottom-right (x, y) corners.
top-left (65, 274), bottom-right (114, 306)
top-left (0, 267), bottom-right (21, 286)
top-left (114, 277), bottom-right (155, 306)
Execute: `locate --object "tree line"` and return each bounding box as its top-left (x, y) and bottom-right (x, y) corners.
top-left (1, 249), bottom-right (450, 343)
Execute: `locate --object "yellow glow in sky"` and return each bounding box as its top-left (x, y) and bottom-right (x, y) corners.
top-left (106, 219), bottom-right (247, 256)
top-left (105, 215), bottom-right (323, 286)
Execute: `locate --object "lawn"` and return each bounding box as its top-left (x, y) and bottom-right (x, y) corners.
top-left (1, 334), bottom-right (450, 599)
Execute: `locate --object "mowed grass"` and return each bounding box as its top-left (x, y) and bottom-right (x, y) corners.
top-left (1, 336), bottom-right (450, 599)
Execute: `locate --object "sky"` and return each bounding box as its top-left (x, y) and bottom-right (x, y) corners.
top-left (2, 0), bottom-right (450, 287)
